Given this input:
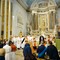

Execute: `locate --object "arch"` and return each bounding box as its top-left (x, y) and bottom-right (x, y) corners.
top-left (31, 0), bottom-right (57, 9)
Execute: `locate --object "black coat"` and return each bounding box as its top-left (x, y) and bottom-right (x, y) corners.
top-left (0, 56), bottom-right (5, 60)
top-left (46, 45), bottom-right (60, 60)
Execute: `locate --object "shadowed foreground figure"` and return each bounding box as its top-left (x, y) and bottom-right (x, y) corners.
top-left (23, 43), bottom-right (32, 60)
top-left (3, 41), bottom-right (11, 60)
top-left (46, 41), bottom-right (60, 60)
top-left (37, 41), bottom-right (47, 59)
top-left (0, 42), bottom-right (5, 60)
top-left (23, 40), bottom-right (37, 60)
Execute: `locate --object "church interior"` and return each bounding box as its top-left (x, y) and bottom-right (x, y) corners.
top-left (0, 0), bottom-right (60, 39)
top-left (0, 0), bottom-right (60, 60)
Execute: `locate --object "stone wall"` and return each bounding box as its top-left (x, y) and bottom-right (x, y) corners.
top-left (11, 0), bottom-right (28, 36)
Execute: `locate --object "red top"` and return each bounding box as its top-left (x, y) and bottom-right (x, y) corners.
top-left (11, 44), bottom-right (16, 52)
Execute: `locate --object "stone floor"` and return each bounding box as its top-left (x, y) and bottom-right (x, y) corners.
top-left (15, 49), bottom-right (60, 60)
top-left (15, 49), bottom-right (45, 60)
top-left (15, 49), bottom-right (24, 60)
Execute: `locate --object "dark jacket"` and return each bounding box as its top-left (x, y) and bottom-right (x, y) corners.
top-left (0, 43), bottom-right (5, 60)
top-left (46, 45), bottom-right (60, 60)
top-left (23, 43), bottom-right (32, 60)
top-left (23, 43), bottom-right (37, 60)
top-left (37, 45), bottom-right (46, 58)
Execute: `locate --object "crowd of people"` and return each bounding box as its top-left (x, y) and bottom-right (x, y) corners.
top-left (23, 35), bottom-right (60, 60)
top-left (0, 34), bottom-right (60, 60)
top-left (0, 38), bottom-right (16, 60)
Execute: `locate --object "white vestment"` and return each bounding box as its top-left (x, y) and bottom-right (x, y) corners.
top-left (20, 37), bottom-right (25, 48)
top-left (3, 44), bottom-right (11, 60)
top-left (16, 37), bottom-right (21, 48)
top-left (11, 52), bottom-right (16, 60)
top-left (12, 37), bottom-right (17, 47)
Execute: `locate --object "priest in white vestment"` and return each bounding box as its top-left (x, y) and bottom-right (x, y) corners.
top-left (20, 37), bottom-right (25, 49)
top-left (16, 36), bottom-right (21, 49)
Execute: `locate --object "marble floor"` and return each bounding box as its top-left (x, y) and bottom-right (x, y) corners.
top-left (15, 49), bottom-right (45, 60)
top-left (15, 49), bottom-right (24, 60)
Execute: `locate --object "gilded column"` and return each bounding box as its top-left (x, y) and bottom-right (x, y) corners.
top-left (51, 11), bottom-right (54, 29)
top-left (6, 0), bottom-right (9, 40)
top-left (35, 14), bottom-right (38, 30)
top-left (1, 0), bottom-right (5, 39)
top-left (0, 0), bottom-right (2, 38)
top-left (33, 13), bottom-right (35, 30)
top-left (10, 1), bottom-right (12, 38)
top-left (47, 12), bottom-right (49, 31)
top-left (49, 12), bottom-right (51, 30)
top-left (33, 13), bottom-right (38, 30)
top-left (8, 0), bottom-right (11, 40)
top-left (49, 12), bottom-right (51, 29)
top-left (4, 0), bottom-right (7, 39)
top-left (49, 12), bottom-right (53, 29)
top-left (53, 12), bottom-right (55, 29)
top-left (38, 14), bottom-right (40, 30)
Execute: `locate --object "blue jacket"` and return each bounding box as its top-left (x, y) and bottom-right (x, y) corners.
top-left (23, 43), bottom-right (32, 57)
top-left (37, 45), bottom-right (46, 58)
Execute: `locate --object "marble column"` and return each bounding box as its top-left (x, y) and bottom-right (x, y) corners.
top-left (49, 11), bottom-right (55, 29)
top-left (49, 12), bottom-right (53, 29)
top-left (47, 12), bottom-right (50, 31)
top-left (33, 13), bottom-right (35, 30)
top-left (33, 13), bottom-right (38, 30)
top-left (35, 13), bottom-right (38, 30)
top-left (53, 12), bottom-right (55, 29)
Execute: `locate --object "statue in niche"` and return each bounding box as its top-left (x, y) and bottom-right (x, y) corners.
top-left (41, 20), bottom-right (45, 31)
top-left (27, 23), bottom-right (31, 35)
top-left (43, 20), bottom-right (45, 26)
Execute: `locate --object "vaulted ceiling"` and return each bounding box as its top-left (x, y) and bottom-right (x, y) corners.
top-left (17, 0), bottom-right (60, 9)
top-left (24, 0), bottom-right (60, 7)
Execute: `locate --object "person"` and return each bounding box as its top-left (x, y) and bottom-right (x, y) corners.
top-left (9, 42), bottom-right (16, 60)
top-left (16, 36), bottom-right (21, 49)
top-left (32, 38), bottom-right (37, 52)
top-left (3, 39), bottom-right (6, 46)
top-left (37, 41), bottom-right (47, 59)
top-left (52, 37), bottom-right (56, 46)
top-left (12, 36), bottom-right (17, 47)
top-left (23, 40), bottom-right (37, 60)
top-left (39, 35), bottom-right (44, 44)
top-left (3, 41), bottom-right (11, 60)
top-left (20, 37), bottom-right (25, 49)
top-left (0, 42), bottom-right (5, 60)
top-left (46, 41), bottom-right (60, 60)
